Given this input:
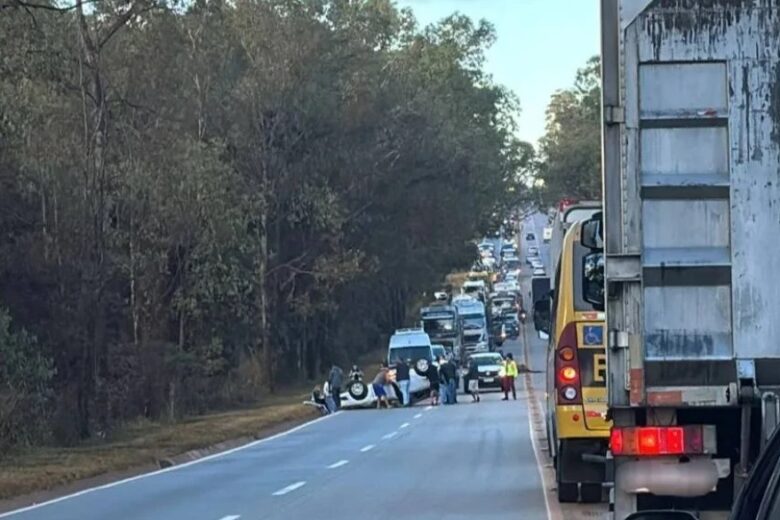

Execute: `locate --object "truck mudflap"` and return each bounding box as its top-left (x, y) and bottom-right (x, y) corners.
top-left (616, 457), bottom-right (731, 498)
top-left (610, 425), bottom-right (730, 498)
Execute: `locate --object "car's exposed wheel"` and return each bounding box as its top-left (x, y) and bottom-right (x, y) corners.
top-left (347, 381), bottom-right (368, 400)
top-left (414, 358), bottom-right (430, 376)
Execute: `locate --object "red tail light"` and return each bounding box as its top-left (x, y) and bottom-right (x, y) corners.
top-left (638, 428), bottom-right (661, 455)
top-left (610, 426), bottom-right (714, 456)
top-left (610, 429), bottom-right (623, 455)
top-left (555, 323), bottom-right (581, 404)
top-left (560, 366), bottom-right (577, 382)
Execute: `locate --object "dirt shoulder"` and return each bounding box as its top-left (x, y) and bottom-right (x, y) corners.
top-left (0, 349), bottom-right (385, 510)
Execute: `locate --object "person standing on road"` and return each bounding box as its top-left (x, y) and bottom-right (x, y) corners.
top-left (426, 360), bottom-right (440, 406)
top-left (372, 362), bottom-right (390, 409)
top-left (395, 357), bottom-right (411, 407)
top-left (323, 380), bottom-right (337, 413)
top-left (503, 353), bottom-right (518, 401)
top-left (466, 357), bottom-right (481, 402)
top-left (445, 358), bottom-right (458, 404)
top-left (449, 357), bottom-right (459, 404)
top-left (328, 364), bottom-right (344, 410)
top-left (439, 357), bottom-right (457, 405)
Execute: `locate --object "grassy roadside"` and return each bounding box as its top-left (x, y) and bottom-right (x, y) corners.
top-left (0, 349), bottom-right (385, 502)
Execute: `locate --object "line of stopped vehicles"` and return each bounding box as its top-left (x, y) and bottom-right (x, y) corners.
top-left (338, 224), bottom-right (542, 410)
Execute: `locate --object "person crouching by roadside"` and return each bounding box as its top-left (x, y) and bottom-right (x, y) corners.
top-left (372, 362), bottom-right (390, 409)
top-left (311, 385), bottom-right (330, 414)
top-left (425, 360), bottom-right (440, 406)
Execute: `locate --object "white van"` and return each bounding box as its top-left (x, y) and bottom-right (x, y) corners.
top-left (387, 328), bottom-right (435, 396)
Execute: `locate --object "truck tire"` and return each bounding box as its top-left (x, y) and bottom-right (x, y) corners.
top-left (580, 483), bottom-right (602, 503)
top-left (556, 440), bottom-right (578, 503)
top-left (557, 482), bottom-right (578, 503)
top-left (414, 358), bottom-right (430, 376)
top-left (347, 381), bottom-right (368, 401)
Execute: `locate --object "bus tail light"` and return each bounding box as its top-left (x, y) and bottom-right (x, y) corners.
top-left (555, 323), bottom-right (581, 404)
top-left (610, 426), bottom-right (716, 456)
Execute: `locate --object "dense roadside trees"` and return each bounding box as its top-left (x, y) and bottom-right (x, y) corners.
top-left (535, 55), bottom-right (601, 205)
top-left (0, 0), bottom-right (529, 448)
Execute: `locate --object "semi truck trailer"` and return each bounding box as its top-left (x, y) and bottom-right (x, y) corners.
top-left (593, 1), bottom-right (780, 517)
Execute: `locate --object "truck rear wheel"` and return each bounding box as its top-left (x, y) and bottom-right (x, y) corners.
top-left (580, 483), bottom-right (601, 503)
top-left (557, 482), bottom-right (578, 503)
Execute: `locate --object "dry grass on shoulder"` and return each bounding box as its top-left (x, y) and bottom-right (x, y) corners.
top-left (0, 400), bottom-right (316, 500)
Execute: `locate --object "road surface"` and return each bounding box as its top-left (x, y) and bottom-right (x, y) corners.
top-left (0, 343), bottom-right (549, 520)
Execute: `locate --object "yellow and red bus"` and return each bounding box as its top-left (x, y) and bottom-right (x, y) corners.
top-left (536, 215), bottom-right (611, 503)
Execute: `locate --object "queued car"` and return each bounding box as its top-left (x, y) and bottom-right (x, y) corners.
top-left (463, 352), bottom-right (504, 391)
top-left (499, 314), bottom-right (520, 339)
top-left (533, 267), bottom-right (546, 276)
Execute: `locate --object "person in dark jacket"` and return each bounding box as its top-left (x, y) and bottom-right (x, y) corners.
top-left (439, 357), bottom-right (458, 405)
top-left (328, 364), bottom-right (344, 409)
top-left (395, 358), bottom-right (411, 407)
top-left (426, 361), bottom-right (440, 406)
top-left (466, 357), bottom-right (481, 402)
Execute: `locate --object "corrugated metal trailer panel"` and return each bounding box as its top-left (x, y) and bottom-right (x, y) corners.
top-left (625, 0), bottom-right (780, 364)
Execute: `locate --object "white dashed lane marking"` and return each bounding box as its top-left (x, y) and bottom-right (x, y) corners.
top-left (272, 481), bottom-right (306, 496)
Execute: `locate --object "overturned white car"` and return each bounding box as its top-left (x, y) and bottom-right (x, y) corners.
top-left (340, 329), bottom-right (439, 409)
top-left (340, 378), bottom-right (402, 409)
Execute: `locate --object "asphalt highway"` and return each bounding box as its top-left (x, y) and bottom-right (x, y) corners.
top-left (1, 344), bottom-right (548, 520)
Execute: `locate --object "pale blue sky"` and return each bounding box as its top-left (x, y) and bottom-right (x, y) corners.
top-left (396, 0), bottom-right (600, 147)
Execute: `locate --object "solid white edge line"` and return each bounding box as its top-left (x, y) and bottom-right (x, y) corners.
top-left (527, 399), bottom-right (556, 520)
top-left (520, 301), bottom-right (561, 520)
top-left (271, 481), bottom-right (306, 496)
top-left (360, 444), bottom-right (375, 452)
top-left (399, 422), bottom-right (410, 429)
top-left (0, 412), bottom-right (342, 518)
top-left (413, 413), bottom-right (422, 419)
top-left (327, 459), bottom-right (349, 469)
